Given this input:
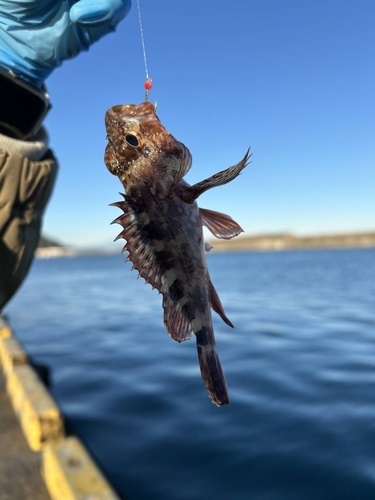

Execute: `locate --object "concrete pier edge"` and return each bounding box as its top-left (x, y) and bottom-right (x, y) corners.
top-left (0, 316), bottom-right (121, 500)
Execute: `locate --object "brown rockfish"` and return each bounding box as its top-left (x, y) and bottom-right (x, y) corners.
top-left (104, 102), bottom-right (250, 406)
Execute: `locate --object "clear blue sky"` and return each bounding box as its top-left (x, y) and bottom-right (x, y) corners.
top-left (43, 0), bottom-right (375, 248)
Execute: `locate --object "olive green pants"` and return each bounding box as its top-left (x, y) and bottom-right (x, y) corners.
top-left (0, 149), bottom-right (58, 310)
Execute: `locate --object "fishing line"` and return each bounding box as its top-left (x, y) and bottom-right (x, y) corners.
top-left (136, 0), bottom-right (152, 101)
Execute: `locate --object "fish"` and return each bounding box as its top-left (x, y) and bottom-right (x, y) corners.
top-left (104, 102), bottom-right (250, 406)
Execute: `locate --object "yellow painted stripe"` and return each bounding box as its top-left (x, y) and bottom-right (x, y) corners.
top-left (0, 336), bottom-right (28, 375)
top-left (0, 316), bottom-right (12, 338)
top-left (6, 364), bottom-right (64, 451)
top-left (42, 436), bottom-right (121, 500)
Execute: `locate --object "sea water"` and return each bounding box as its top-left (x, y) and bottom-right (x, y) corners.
top-left (6, 249), bottom-right (375, 500)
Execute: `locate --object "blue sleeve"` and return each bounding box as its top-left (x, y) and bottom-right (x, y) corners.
top-left (0, 0), bottom-right (131, 86)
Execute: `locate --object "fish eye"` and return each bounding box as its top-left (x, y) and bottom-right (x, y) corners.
top-left (125, 134), bottom-right (140, 147)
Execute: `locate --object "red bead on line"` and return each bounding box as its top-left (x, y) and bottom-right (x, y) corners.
top-left (144, 77), bottom-right (152, 91)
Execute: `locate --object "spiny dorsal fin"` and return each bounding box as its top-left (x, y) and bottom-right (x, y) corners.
top-left (111, 194), bottom-right (164, 293)
top-left (111, 194), bottom-right (193, 342)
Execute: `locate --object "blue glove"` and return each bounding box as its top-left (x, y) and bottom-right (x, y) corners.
top-left (0, 0), bottom-right (131, 87)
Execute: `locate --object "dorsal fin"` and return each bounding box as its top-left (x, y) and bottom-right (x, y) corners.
top-left (163, 293), bottom-right (193, 342)
top-left (111, 194), bottom-right (193, 342)
top-left (111, 194), bottom-right (164, 293)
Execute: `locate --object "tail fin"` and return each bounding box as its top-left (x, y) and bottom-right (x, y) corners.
top-left (196, 330), bottom-right (229, 406)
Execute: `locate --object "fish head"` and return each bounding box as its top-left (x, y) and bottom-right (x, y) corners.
top-left (105, 102), bottom-right (192, 196)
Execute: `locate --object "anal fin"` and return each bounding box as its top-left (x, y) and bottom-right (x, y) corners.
top-left (209, 279), bottom-right (234, 328)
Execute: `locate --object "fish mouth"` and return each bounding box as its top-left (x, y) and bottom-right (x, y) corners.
top-left (105, 102), bottom-right (157, 125)
top-left (104, 102), bottom-right (160, 144)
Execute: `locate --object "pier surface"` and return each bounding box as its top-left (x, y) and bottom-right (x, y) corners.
top-left (0, 369), bottom-right (50, 500)
top-left (0, 315), bottom-right (122, 500)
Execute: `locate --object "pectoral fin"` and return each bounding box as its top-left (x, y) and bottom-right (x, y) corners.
top-left (181, 148), bottom-right (251, 203)
top-left (200, 208), bottom-right (243, 239)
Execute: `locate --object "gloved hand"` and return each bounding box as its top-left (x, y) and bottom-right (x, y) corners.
top-left (0, 0), bottom-right (131, 87)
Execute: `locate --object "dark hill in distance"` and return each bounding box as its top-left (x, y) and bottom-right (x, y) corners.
top-left (209, 231), bottom-right (375, 252)
top-left (37, 231), bottom-right (375, 255)
top-left (38, 235), bottom-right (61, 248)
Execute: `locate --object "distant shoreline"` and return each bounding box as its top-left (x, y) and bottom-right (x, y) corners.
top-left (208, 231), bottom-right (375, 252)
top-left (36, 231), bottom-right (375, 258)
